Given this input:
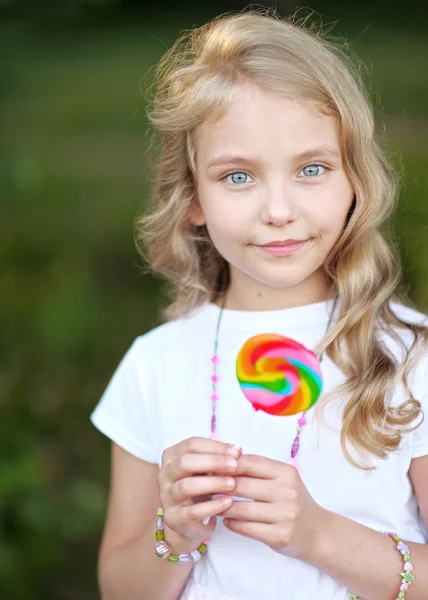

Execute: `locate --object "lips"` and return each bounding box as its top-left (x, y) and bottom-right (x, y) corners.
top-left (254, 239), bottom-right (310, 257)
top-left (259, 239), bottom-right (308, 248)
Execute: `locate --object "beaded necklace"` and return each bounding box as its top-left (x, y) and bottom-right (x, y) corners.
top-left (209, 295), bottom-right (338, 465)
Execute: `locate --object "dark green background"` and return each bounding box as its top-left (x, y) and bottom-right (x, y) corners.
top-left (1, 2), bottom-right (427, 598)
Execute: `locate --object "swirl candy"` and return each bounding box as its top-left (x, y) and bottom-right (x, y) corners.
top-left (236, 334), bottom-right (323, 417)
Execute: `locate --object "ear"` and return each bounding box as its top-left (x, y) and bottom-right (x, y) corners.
top-left (190, 203), bottom-right (206, 226)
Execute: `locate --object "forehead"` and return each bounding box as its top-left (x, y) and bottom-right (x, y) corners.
top-left (194, 84), bottom-right (340, 164)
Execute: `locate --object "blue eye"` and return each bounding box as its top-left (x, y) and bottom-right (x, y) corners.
top-left (225, 171), bottom-right (252, 185)
top-left (299, 164), bottom-right (326, 177)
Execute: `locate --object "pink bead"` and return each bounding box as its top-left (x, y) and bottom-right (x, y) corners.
top-left (298, 415), bottom-right (307, 427)
top-left (211, 355), bottom-right (219, 363)
top-left (400, 583), bottom-right (409, 591)
top-left (291, 435), bottom-right (300, 458)
top-left (404, 561), bottom-right (413, 571)
top-left (203, 537), bottom-right (212, 545)
top-left (211, 374), bottom-right (218, 383)
top-left (210, 393), bottom-right (218, 402)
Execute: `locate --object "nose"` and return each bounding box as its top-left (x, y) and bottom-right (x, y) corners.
top-left (260, 180), bottom-right (298, 226)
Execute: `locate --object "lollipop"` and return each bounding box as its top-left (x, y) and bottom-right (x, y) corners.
top-left (236, 334), bottom-right (322, 416)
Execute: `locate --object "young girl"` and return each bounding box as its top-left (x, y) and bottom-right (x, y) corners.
top-left (90, 10), bottom-right (428, 600)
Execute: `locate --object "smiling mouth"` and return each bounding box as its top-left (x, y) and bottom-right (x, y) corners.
top-left (260, 239), bottom-right (309, 246)
top-left (253, 239), bottom-right (310, 256)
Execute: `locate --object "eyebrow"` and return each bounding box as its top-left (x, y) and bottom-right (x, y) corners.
top-left (206, 144), bottom-right (342, 170)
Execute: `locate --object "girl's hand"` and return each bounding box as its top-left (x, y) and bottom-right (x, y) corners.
top-left (220, 454), bottom-right (323, 560)
top-left (158, 437), bottom-right (241, 544)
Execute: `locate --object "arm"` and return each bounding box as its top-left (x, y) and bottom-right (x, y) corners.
top-left (98, 438), bottom-right (239, 600)
top-left (305, 454), bottom-right (428, 600)
top-left (221, 454), bottom-right (428, 600)
top-left (97, 444), bottom-right (195, 600)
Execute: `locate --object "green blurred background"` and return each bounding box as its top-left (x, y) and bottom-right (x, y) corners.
top-left (1, 1), bottom-right (427, 598)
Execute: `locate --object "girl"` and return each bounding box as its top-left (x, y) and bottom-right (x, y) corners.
top-left (90, 10), bottom-right (428, 600)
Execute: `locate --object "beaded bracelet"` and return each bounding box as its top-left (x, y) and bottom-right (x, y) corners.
top-left (387, 531), bottom-right (415, 599)
top-left (349, 530), bottom-right (415, 600)
top-left (154, 508), bottom-right (209, 564)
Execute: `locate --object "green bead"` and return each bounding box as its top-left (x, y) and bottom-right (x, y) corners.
top-left (403, 552), bottom-right (410, 562)
top-left (398, 592), bottom-right (405, 600)
top-left (392, 534), bottom-right (400, 542)
top-left (167, 554), bottom-right (179, 563)
top-left (155, 530), bottom-right (164, 541)
top-left (156, 507), bottom-right (164, 517)
top-left (197, 543), bottom-right (208, 554)
top-left (401, 571), bottom-right (414, 585)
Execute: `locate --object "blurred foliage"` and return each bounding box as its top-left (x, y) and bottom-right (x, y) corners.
top-left (1, 4), bottom-right (428, 600)
top-left (1, 0), bottom-right (428, 32)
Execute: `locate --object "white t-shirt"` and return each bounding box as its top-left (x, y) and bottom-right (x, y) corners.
top-left (90, 299), bottom-right (428, 600)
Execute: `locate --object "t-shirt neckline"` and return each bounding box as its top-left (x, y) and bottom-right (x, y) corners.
top-left (203, 298), bottom-right (337, 330)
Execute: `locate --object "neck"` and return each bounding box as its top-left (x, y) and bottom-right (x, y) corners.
top-left (223, 267), bottom-right (334, 311)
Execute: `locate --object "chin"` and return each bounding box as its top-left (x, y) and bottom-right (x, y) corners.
top-left (248, 273), bottom-right (309, 290)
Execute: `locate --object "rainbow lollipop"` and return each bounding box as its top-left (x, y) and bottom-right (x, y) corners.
top-left (236, 334), bottom-right (323, 416)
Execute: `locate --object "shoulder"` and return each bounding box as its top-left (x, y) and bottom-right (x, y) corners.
top-left (130, 302), bottom-right (215, 359)
top-left (385, 301), bottom-right (428, 398)
top-left (373, 301), bottom-right (428, 394)
top-left (101, 302), bottom-right (217, 396)
top-left (389, 300), bottom-right (428, 327)
top-left (378, 301), bottom-right (428, 356)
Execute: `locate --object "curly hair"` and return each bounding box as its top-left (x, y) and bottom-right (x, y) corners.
top-left (136, 10), bottom-right (427, 468)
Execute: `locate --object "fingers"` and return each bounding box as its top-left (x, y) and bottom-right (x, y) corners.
top-left (162, 437), bottom-right (241, 466)
top-left (220, 500), bottom-right (277, 524)
top-left (158, 438), bottom-right (242, 540)
top-left (233, 454), bottom-right (294, 480)
top-left (231, 476), bottom-right (275, 502)
top-left (164, 453), bottom-right (239, 483)
top-left (170, 475), bottom-right (236, 504)
top-left (168, 495), bottom-right (233, 530)
top-left (223, 519), bottom-right (275, 547)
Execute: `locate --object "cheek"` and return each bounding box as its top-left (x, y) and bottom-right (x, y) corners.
top-left (207, 212), bottom-right (248, 245)
top-left (311, 193), bottom-right (353, 236)
top-left (201, 194), bottom-right (250, 240)
top-left (316, 208), bottom-right (348, 236)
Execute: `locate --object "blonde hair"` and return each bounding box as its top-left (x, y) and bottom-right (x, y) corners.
top-left (137, 10), bottom-right (427, 468)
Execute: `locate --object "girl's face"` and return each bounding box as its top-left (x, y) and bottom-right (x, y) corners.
top-left (192, 84), bottom-right (355, 309)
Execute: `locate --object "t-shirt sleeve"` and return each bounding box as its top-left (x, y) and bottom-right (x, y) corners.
top-left (412, 393), bottom-right (428, 459)
top-left (411, 362), bottom-right (428, 459)
top-left (90, 337), bottom-right (159, 464)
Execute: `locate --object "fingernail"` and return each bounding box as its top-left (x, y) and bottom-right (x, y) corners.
top-left (202, 517), bottom-right (210, 525)
top-left (227, 446), bottom-right (240, 458)
top-left (226, 457), bottom-right (238, 469)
